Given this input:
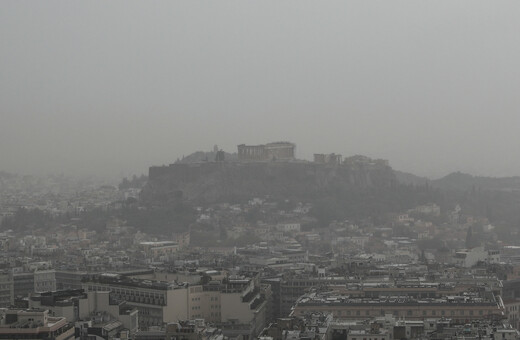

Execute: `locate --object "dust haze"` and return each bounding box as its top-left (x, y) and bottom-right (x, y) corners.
top-left (1, 1), bottom-right (519, 179)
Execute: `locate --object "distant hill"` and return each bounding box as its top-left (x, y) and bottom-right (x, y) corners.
top-left (394, 170), bottom-right (431, 186)
top-left (394, 169), bottom-right (520, 192)
top-left (431, 172), bottom-right (520, 192)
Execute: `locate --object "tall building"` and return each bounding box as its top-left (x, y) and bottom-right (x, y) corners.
top-left (0, 271), bottom-right (13, 307)
top-left (13, 272), bottom-right (34, 299)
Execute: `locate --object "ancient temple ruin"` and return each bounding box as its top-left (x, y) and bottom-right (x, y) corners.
top-left (237, 142), bottom-right (296, 161)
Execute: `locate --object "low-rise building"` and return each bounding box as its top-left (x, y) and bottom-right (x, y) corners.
top-left (454, 247), bottom-right (501, 268)
top-left (0, 309), bottom-right (74, 340)
top-left (291, 290), bottom-right (505, 323)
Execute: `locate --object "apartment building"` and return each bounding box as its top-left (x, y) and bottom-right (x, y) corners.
top-left (55, 270), bottom-right (88, 290)
top-left (0, 271), bottom-right (13, 307)
top-left (83, 273), bottom-right (188, 329)
top-left (83, 272), bottom-right (270, 338)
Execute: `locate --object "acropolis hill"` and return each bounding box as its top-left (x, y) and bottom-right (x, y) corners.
top-left (140, 142), bottom-right (396, 205)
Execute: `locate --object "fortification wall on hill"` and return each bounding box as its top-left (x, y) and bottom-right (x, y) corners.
top-left (142, 161), bottom-right (396, 204)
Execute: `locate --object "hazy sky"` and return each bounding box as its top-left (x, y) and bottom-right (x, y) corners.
top-left (1, 1), bottom-right (520, 179)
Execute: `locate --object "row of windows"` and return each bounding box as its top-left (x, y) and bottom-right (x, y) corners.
top-left (87, 285), bottom-right (166, 306)
top-left (113, 293), bottom-right (165, 306)
top-left (191, 296), bottom-right (219, 302)
top-left (112, 287), bottom-right (164, 299)
top-left (300, 309), bottom-right (493, 317)
top-left (87, 285), bottom-right (164, 299)
top-left (140, 316), bottom-right (162, 327)
top-left (192, 312), bottom-right (221, 318)
top-left (138, 307), bottom-right (162, 316)
top-left (285, 281), bottom-right (315, 287)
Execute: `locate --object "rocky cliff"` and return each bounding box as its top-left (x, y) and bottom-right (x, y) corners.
top-left (140, 161), bottom-right (397, 205)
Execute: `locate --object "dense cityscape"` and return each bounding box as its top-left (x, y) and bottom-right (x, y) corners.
top-left (3, 2), bottom-right (520, 339)
top-left (2, 143), bottom-right (520, 340)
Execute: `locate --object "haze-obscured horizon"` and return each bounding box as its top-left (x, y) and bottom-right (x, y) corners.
top-left (1, 1), bottom-right (520, 180)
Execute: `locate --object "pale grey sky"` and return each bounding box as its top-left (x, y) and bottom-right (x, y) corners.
top-left (1, 1), bottom-right (519, 179)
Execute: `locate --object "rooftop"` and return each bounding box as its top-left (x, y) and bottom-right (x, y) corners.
top-left (296, 293), bottom-right (498, 307)
top-left (83, 273), bottom-right (185, 291)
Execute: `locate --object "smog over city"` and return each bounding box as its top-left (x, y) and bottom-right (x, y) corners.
top-left (2, 2), bottom-right (520, 340)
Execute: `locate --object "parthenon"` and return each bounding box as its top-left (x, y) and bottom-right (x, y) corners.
top-left (237, 142), bottom-right (296, 162)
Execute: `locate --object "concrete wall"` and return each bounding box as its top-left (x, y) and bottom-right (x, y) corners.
top-left (165, 287), bottom-right (189, 323)
top-left (220, 291), bottom-right (254, 324)
top-left (187, 285), bottom-right (221, 322)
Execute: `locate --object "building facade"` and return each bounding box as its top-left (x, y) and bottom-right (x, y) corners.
top-left (291, 293), bottom-right (505, 323)
top-left (0, 271), bottom-right (13, 307)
